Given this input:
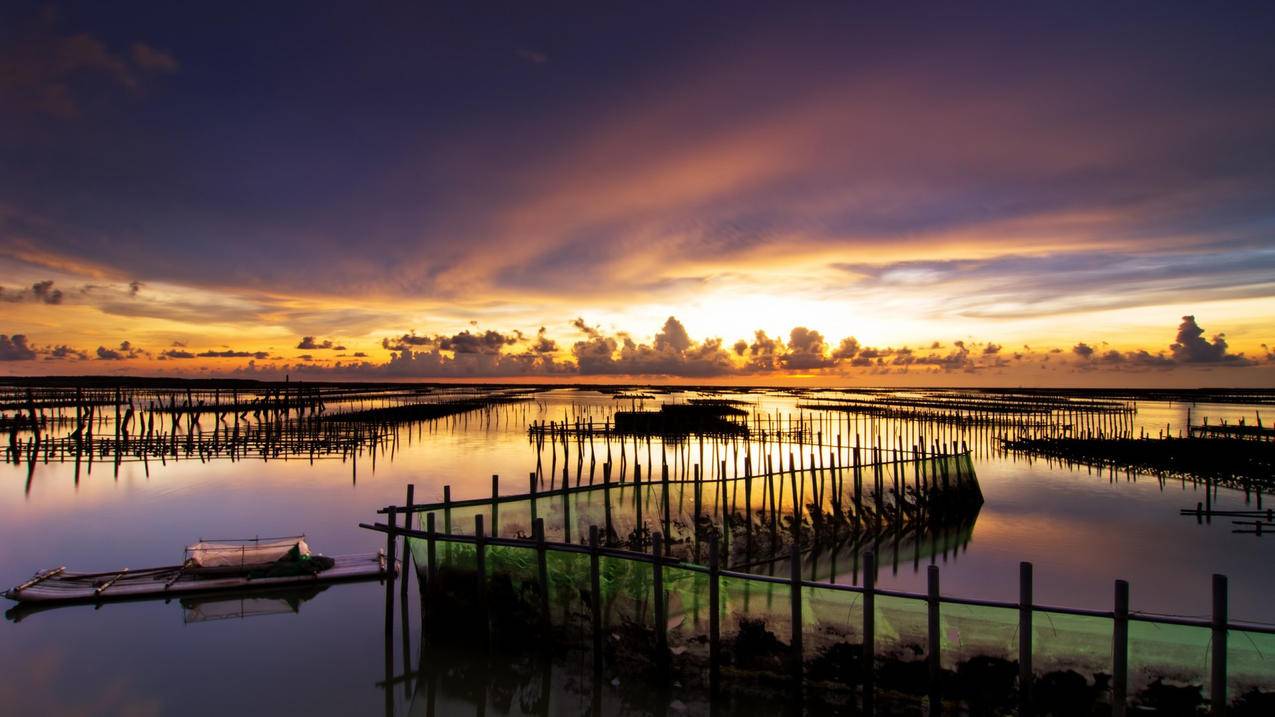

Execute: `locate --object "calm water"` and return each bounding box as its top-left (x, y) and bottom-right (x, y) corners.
top-left (2, 388), bottom-right (1270, 714)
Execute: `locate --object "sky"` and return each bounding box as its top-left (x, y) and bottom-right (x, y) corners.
top-left (2, 2), bottom-right (1274, 386)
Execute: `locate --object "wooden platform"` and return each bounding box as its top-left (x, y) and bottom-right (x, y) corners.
top-left (4, 552), bottom-right (395, 604)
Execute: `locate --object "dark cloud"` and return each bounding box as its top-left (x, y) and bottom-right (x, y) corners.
top-left (738, 331), bottom-right (783, 371)
top-left (653, 316), bottom-right (692, 353)
top-left (0, 334), bottom-right (37, 361)
top-left (1070, 316), bottom-right (1251, 371)
top-left (381, 328), bottom-right (517, 355)
top-left (440, 330), bottom-right (516, 355)
top-left (47, 344), bottom-right (87, 360)
top-left (832, 337), bottom-right (860, 360)
top-left (96, 341), bottom-right (143, 361)
top-left (530, 327), bottom-right (557, 355)
top-left (571, 318), bottom-right (603, 340)
top-left (782, 327), bottom-right (835, 370)
top-left (0, 12), bottom-right (178, 119)
top-left (570, 317), bottom-right (735, 377)
top-left (1170, 315), bottom-right (1250, 364)
top-left (198, 349), bottom-right (269, 359)
top-left (381, 332), bottom-right (433, 351)
top-left (0, 280), bottom-right (64, 304)
top-left (160, 349), bottom-right (195, 359)
top-left (296, 336), bottom-right (345, 350)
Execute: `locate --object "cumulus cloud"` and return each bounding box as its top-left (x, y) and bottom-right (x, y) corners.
top-left (1070, 315), bottom-right (1252, 370)
top-left (782, 327), bottom-right (835, 370)
top-left (95, 340), bottom-right (144, 360)
top-left (0, 280), bottom-right (64, 304)
top-left (0, 334), bottom-right (37, 361)
top-left (571, 316), bottom-right (735, 377)
top-left (296, 336), bottom-right (345, 350)
top-left (47, 344), bottom-right (88, 360)
top-left (1170, 315), bottom-right (1249, 364)
top-left (832, 337), bottom-right (860, 360)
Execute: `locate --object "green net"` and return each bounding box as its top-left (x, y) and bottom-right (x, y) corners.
top-left (1033, 609), bottom-right (1110, 681)
top-left (1229, 628), bottom-right (1275, 699)
top-left (1128, 620), bottom-right (1211, 697)
top-left (941, 601), bottom-right (1020, 670)
top-left (665, 566), bottom-right (711, 664)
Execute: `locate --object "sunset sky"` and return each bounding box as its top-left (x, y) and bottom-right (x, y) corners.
top-left (2, 2), bottom-right (1274, 385)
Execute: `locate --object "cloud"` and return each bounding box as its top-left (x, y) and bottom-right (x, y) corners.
top-left (1170, 315), bottom-right (1250, 364)
top-left (382, 329), bottom-right (515, 354)
top-left (129, 44), bottom-right (179, 74)
top-left (0, 13), bottom-right (179, 119)
top-left (198, 349), bottom-right (270, 359)
top-left (571, 318), bottom-right (602, 340)
top-left (0, 334), bottom-right (37, 361)
top-left (530, 327), bottom-right (557, 354)
top-left (95, 340), bottom-right (143, 360)
top-left (296, 336), bottom-right (345, 350)
top-left (832, 337), bottom-right (860, 360)
top-left (782, 327), bottom-right (835, 370)
top-left (1071, 315), bottom-right (1251, 370)
top-left (46, 344), bottom-right (88, 360)
top-left (0, 280), bottom-right (64, 304)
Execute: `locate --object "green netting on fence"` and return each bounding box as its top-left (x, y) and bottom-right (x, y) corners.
top-left (803, 584), bottom-right (865, 684)
top-left (1229, 629), bottom-right (1275, 697)
top-left (1033, 610), bottom-right (1110, 680)
top-left (941, 601), bottom-right (1020, 670)
top-left (665, 566), bottom-right (711, 664)
top-left (876, 593), bottom-right (930, 663)
top-left (401, 527), bottom-right (1273, 705)
top-left (403, 451), bottom-right (979, 556)
top-left (1129, 620), bottom-right (1211, 697)
top-left (598, 554), bottom-right (653, 633)
top-left (720, 575), bottom-right (793, 674)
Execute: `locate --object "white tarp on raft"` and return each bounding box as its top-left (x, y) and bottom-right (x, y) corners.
top-left (185, 537), bottom-right (309, 569)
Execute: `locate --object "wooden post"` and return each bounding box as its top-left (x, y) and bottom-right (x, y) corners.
top-left (1212, 574), bottom-right (1227, 714)
top-left (530, 472), bottom-right (539, 525)
top-left (425, 512), bottom-right (437, 584)
top-left (534, 518), bottom-right (550, 630)
top-left (1019, 562), bottom-right (1033, 708)
top-left (384, 505), bottom-right (398, 632)
top-left (589, 525), bottom-right (602, 663)
top-left (928, 564), bottom-right (941, 716)
top-left (476, 514), bottom-right (489, 647)
top-left (863, 551), bottom-right (876, 716)
top-left (491, 474), bottom-right (500, 536)
top-left (790, 545), bottom-right (803, 681)
top-left (709, 532), bottom-right (721, 692)
top-left (652, 532), bottom-right (667, 662)
top-left (562, 471), bottom-right (572, 543)
top-left (662, 462), bottom-right (672, 551)
top-left (1113, 580), bottom-right (1129, 717)
top-left (603, 461), bottom-right (614, 543)
top-left (400, 484), bottom-right (415, 600)
top-left (442, 485), bottom-right (452, 535)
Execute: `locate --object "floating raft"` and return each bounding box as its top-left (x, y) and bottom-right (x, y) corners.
top-left (4, 552), bottom-right (393, 604)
